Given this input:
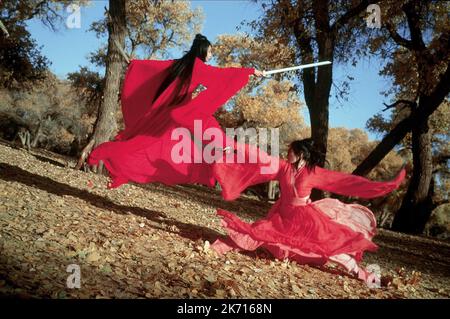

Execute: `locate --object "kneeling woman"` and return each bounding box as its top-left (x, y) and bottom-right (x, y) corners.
top-left (211, 139), bottom-right (405, 285)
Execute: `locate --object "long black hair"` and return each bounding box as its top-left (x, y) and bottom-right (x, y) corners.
top-left (288, 138), bottom-right (324, 171)
top-left (152, 34), bottom-right (211, 106)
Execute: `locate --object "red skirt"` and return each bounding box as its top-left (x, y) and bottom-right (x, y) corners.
top-left (212, 198), bottom-right (378, 265)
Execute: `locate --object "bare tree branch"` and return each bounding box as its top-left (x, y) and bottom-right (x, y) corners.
top-left (402, 0), bottom-right (427, 51)
top-left (26, 0), bottom-right (48, 20)
top-left (382, 99), bottom-right (417, 111)
top-left (385, 22), bottom-right (414, 50)
top-left (0, 19), bottom-right (9, 37)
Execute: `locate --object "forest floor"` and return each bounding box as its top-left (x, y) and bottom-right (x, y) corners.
top-left (0, 140), bottom-right (449, 299)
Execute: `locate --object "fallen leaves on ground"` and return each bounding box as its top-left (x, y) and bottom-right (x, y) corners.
top-left (0, 141), bottom-right (449, 299)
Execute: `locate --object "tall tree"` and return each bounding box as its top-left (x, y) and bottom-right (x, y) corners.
top-left (350, 0), bottom-right (450, 233)
top-left (76, 1), bottom-right (127, 172)
top-left (353, 0), bottom-right (450, 177)
top-left (250, 0), bottom-right (381, 169)
top-left (367, 101), bottom-right (450, 223)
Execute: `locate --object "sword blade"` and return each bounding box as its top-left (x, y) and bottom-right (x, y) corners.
top-left (264, 61), bottom-right (332, 76)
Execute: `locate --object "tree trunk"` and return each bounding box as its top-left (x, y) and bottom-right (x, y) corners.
top-left (31, 121), bottom-right (43, 148)
top-left (308, 68), bottom-right (331, 201)
top-left (76, 0), bottom-right (127, 172)
top-left (352, 64), bottom-right (448, 234)
top-left (307, 36), bottom-right (334, 200)
top-left (308, 2), bottom-right (334, 169)
top-left (392, 117), bottom-right (434, 234)
top-left (309, 65), bottom-right (332, 167)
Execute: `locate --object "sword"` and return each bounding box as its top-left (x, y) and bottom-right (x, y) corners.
top-left (263, 61), bottom-right (332, 76)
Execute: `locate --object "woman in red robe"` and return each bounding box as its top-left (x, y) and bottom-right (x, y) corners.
top-left (87, 34), bottom-right (263, 189)
top-left (211, 139), bottom-right (406, 286)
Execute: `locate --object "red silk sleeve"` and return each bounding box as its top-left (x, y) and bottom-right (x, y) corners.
top-left (114, 59), bottom-right (175, 141)
top-left (120, 59), bottom-right (173, 129)
top-left (213, 143), bottom-right (287, 201)
top-left (310, 166), bottom-right (406, 199)
top-left (170, 59), bottom-right (254, 126)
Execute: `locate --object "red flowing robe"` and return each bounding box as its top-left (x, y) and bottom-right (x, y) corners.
top-left (211, 144), bottom-right (406, 267)
top-left (87, 58), bottom-right (254, 189)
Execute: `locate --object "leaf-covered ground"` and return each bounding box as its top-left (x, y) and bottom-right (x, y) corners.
top-left (0, 140), bottom-right (449, 299)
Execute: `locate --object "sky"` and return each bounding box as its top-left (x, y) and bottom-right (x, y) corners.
top-left (25, 0), bottom-right (392, 140)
